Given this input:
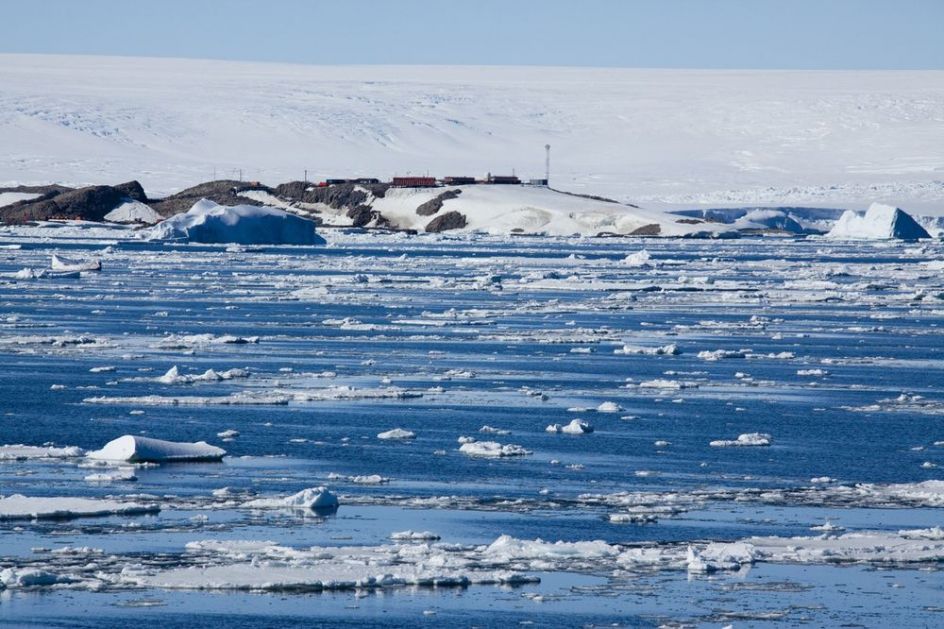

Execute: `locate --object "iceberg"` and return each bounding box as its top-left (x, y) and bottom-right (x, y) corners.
top-left (142, 199), bottom-right (325, 245)
top-left (86, 435), bottom-right (226, 462)
top-left (827, 203), bottom-right (930, 240)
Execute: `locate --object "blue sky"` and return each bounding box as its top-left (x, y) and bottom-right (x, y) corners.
top-left (1, 0), bottom-right (942, 69)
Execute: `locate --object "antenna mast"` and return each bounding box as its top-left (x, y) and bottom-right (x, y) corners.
top-left (545, 144), bottom-right (551, 186)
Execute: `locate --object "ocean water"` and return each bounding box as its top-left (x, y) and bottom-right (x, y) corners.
top-left (0, 230), bottom-right (941, 627)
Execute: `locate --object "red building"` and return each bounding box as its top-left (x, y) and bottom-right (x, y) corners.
top-left (391, 176), bottom-right (438, 188)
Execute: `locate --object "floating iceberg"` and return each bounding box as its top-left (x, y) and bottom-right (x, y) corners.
top-left (244, 487), bottom-right (339, 512)
top-left (51, 254), bottom-right (101, 272)
top-left (547, 419), bottom-right (594, 434)
top-left (827, 203), bottom-right (930, 240)
top-left (709, 432), bottom-right (772, 447)
top-left (86, 435), bottom-right (226, 462)
top-left (377, 428), bottom-right (416, 440)
top-left (459, 440), bottom-right (531, 457)
top-left (142, 199), bottom-right (325, 245)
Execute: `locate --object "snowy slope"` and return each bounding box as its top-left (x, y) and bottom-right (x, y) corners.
top-left (1, 55), bottom-right (943, 212)
top-left (240, 185), bottom-right (722, 236)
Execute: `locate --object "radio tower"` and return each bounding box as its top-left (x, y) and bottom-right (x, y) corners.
top-left (545, 144), bottom-right (551, 186)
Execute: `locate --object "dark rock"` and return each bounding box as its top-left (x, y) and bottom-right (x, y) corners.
top-left (273, 181), bottom-right (390, 209)
top-left (0, 182), bottom-right (147, 224)
top-left (0, 184), bottom-right (73, 196)
top-left (346, 204), bottom-right (393, 229)
top-left (425, 211), bottom-right (467, 232)
top-left (416, 189), bottom-right (461, 216)
top-left (629, 224), bottom-right (661, 236)
top-left (148, 180), bottom-right (266, 217)
top-left (113, 180), bottom-right (147, 202)
top-left (548, 187), bottom-right (633, 207)
top-left (347, 204), bottom-right (374, 227)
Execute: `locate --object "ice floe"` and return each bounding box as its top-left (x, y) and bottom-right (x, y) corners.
top-left (50, 254), bottom-right (101, 272)
top-left (459, 440), bottom-right (532, 458)
top-left (377, 428), bottom-right (416, 440)
top-left (0, 495), bottom-right (158, 520)
top-left (243, 487), bottom-right (339, 512)
top-left (709, 433), bottom-right (772, 447)
top-left (0, 444), bottom-right (84, 461)
top-left (155, 365), bottom-right (249, 384)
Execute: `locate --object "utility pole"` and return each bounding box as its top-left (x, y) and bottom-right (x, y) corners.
top-left (304, 169), bottom-right (308, 183)
top-left (238, 168), bottom-right (243, 182)
top-left (545, 144), bottom-right (551, 186)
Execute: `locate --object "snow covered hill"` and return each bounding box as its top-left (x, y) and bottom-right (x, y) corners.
top-left (1, 55), bottom-right (943, 213)
top-left (240, 184), bottom-right (726, 237)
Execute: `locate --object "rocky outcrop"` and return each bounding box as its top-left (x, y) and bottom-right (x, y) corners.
top-left (113, 180), bottom-right (147, 202)
top-left (629, 224), bottom-right (661, 236)
top-left (274, 182), bottom-right (389, 208)
top-left (148, 180), bottom-right (265, 217)
top-left (0, 184), bottom-right (72, 197)
top-left (0, 181), bottom-right (146, 224)
top-left (346, 204), bottom-right (374, 227)
top-left (416, 189), bottom-right (461, 216)
top-left (346, 204), bottom-right (393, 229)
top-left (425, 210), bottom-right (467, 232)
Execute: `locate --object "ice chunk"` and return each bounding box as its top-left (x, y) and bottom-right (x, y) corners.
top-left (0, 568), bottom-right (73, 588)
top-left (244, 487), bottom-right (339, 512)
top-left (459, 441), bottom-right (531, 457)
top-left (84, 468), bottom-right (137, 482)
top-left (50, 254), bottom-right (101, 272)
top-left (390, 531), bottom-right (441, 541)
top-left (559, 419), bottom-right (594, 434)
top-left (86, 435), bottom-right (226, 462)
top-left (614, 343), bottom-right (679, 356)
top-left (0, 444), bottom-right (84, 461)
top-left (697, 349), bottom-right (748, 361)
top-left (709, 432), bottom-right (772, 447)
top-left (622, 250), bottom-right (652, 267)
top-left (156, 365), bottom-right (249, 385)
top-left (377, 428), bottom-right (416, 440)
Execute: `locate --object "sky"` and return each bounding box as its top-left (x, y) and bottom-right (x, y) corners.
top-left (0, 0), bottom-right (942, 69)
